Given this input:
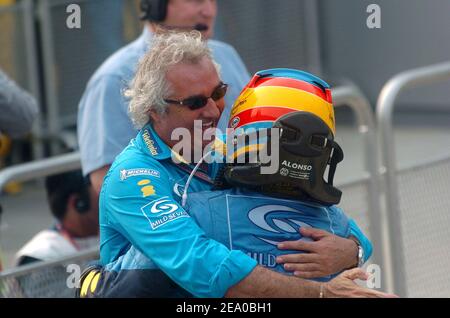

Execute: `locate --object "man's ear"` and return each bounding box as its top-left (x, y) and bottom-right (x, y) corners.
top-left (67, 193), bottom-right (88, 214)
top-left (149, 109), bottom-right (166, 124)
top-left (148, 109), bottom-right (159, 123)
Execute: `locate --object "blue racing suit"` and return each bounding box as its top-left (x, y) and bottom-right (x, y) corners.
top-left (186, 188), bottom-right (372, 282)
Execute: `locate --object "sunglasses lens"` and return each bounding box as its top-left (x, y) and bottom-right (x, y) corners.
top-left (166, 83), bottom-right (228, 110)
top-left (211, 85), bottom-right (227, 101)
top-left (187, 97), bottom-right (208, 110)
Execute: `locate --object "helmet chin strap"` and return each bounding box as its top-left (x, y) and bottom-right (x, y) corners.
top-left (181, 150), bottom-right (213, 208)
top-left (326, 141), bottom-right (344, 186)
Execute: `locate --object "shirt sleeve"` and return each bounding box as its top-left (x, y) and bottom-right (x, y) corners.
top-left (102, 161), bottom-right (257, 297)
top-left (348, 218), bottom-right (373, 263)
top-left (77, 75), bottom-right (137, 176)
top-left (0, 69), bottom-right (38, 138)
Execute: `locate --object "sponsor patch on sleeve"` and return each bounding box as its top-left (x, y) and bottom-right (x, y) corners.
top-left (120, 168), bottom-right (161, 181)
top-left (140, 196), bottom-right (189, 230)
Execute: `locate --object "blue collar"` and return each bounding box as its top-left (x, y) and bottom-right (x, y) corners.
top-left (137, 124), bottom-right (173, 160)
top-left (137, 27), bottom-right (153, 55)
top-left (137, 124), bottom-right (213, 182)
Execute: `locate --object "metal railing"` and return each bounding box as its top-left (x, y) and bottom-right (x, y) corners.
top-left (0, 151), bottom-right (81, 192)
top-left (332, 85), bottom-right (385, 276)
top-left (376, 61), bottom-right (450, 297)
top-left (0, 246), bottom-right (98, 279)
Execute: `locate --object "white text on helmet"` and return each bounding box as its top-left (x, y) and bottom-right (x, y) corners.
top-left (281, 160), bottom-right (312, 171)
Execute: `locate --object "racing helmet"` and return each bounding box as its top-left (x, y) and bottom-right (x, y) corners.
top-left (223, 68), bottom-right (344, 206)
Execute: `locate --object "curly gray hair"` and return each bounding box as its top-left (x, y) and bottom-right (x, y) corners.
top-left (125, 30), bottom-right (220, 129)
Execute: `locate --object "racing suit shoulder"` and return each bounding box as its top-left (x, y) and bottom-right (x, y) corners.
top-left (186, 188), bottom-right (360, 281)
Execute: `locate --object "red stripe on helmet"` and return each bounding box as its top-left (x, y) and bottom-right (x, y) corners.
top-left (229, 106), bottom-right (300, 129)
top-left (249, 77), bottom-right (332, 103)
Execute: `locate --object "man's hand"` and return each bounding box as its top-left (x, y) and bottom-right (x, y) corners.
top-left (324, 268), bottom-right (397, 298)
top-left (276, 227), bottom-right (359, 279)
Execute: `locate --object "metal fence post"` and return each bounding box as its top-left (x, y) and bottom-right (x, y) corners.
top-left (332, 85), bottom-right (386, 290)
top-left (21, 0), bottom-right (45, 159)
top-left (376, 61), bottom-right (450, 297)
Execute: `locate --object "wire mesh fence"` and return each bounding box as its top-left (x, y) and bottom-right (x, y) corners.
top-left (396, 155), bottom-right (450, 297)
top-left (217, 0), bottom-right (319, 75)
top-left (0, 247), bottom-right (98, 298)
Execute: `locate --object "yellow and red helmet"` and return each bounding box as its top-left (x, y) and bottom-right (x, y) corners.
top-left (222, 69), bottom-right (344, 206)
top-left (229, 68), bottom-right (335, 135)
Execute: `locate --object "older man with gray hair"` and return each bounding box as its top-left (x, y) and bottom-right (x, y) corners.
top-left (78, 0), bottom-right (250, 195)
top-left (78, 31), bottom-right (395, 298)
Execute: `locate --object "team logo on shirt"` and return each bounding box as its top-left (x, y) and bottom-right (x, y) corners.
top-left (141, 196), bottom-right (188, 230)
top-left (137, 179), bottom-right (156, 197)
top-left (247, 205), bottom-right (313, 246)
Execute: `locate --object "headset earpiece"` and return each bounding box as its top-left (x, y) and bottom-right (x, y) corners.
top-left (140, 0), bottom-right (168, 22)
top-left (75, 191), bottom-right (90, 214)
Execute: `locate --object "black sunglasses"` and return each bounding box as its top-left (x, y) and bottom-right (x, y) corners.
top-left (164, 83), bottom-right (228, 110)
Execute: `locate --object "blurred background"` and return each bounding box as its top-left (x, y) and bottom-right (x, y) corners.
top-left (0, 0), bottom-right (449, 297)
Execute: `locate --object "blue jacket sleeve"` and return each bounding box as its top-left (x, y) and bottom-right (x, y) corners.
top-left (348, 219), bottom-right (373, 263)
top-left (101, 160), bottom-right (257, 297)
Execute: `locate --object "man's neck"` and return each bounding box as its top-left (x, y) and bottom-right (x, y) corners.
top-left (146, 22), bottom-right (156, 34)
